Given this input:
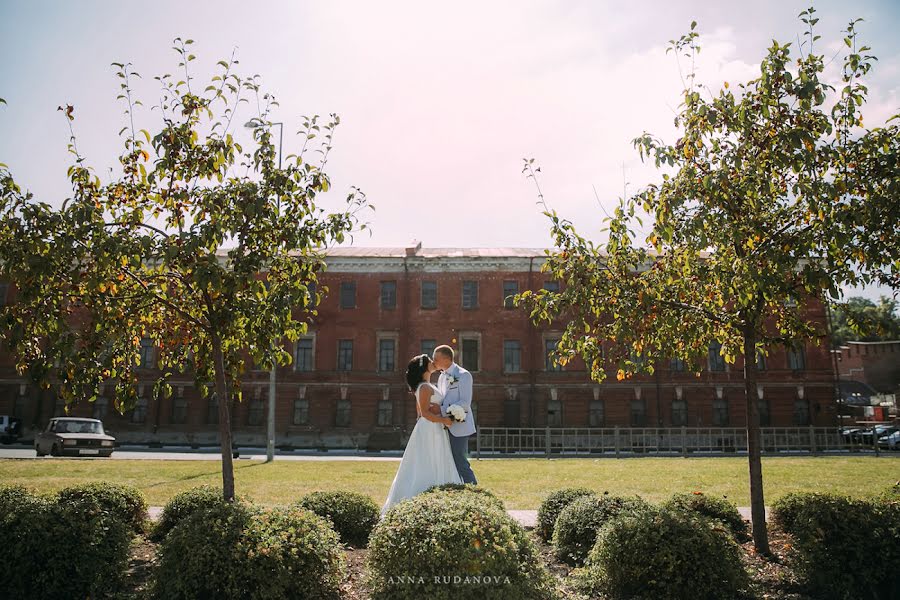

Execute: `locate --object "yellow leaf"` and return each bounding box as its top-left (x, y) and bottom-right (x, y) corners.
top-left (617, 369), bottom-right (626, 381)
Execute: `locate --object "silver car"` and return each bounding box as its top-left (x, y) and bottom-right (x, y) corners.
top-left (34, 417), bottom-right (116, 457)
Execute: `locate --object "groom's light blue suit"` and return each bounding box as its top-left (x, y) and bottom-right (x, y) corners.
top-left (439, 362), bottom-right (477, 484)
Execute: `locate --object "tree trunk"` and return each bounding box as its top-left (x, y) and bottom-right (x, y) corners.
top-left (743, 323), bottom-right (770, 554)
top-left (211, 330), bottom-right (235, 501)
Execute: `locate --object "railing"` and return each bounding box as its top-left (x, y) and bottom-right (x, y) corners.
top-left (473, 426), bottom-right (893, 457)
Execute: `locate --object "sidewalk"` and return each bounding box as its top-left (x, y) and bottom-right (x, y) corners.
top-left (147, 506), bottom-right (768, 529)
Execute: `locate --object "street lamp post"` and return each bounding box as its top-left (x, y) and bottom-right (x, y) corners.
top-left (245, 120), bottom-right (283, 463)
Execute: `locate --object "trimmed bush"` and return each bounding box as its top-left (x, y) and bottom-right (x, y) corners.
top-left (0, 484), bottom-right (132, 600)
top-left (536, 487), bottom-right (596, 542)
top-left (772, 492), bottom-right (899, 600)
top-left (575, 505), bottom-right (750, 600)
top-left (56, 481), bottom-right (148, 534)
top-left (367, 490), bottom-right (557, 599)
top-left (151, 485), bottom-right (234, 542)
top-left (552, 494), bottom-right (649, 566)
top-left (422, 482), bottom-right (505, 511)
top-left (152, 501), bottom-right (346, 600)
top-left (297, 490), bottom-right (380, 547)
top-left (663, 491), bottom-right (750, 542)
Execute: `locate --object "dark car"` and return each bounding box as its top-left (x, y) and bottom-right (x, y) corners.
top-left (858, 425), bottom-right (899, 445)
top-left (0, 415), bottom-right (22, 444)
top-left (34, 418), bottom-right (116, 457)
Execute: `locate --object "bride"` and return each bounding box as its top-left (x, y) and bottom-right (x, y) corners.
top-left (380, 354), bottom-right (462, 516)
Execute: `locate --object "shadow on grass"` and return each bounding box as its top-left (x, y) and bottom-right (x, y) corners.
top-left (144, 460), bottom-right (266, 488)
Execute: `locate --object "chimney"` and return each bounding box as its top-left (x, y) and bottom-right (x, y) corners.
top-left (405, 239), bottom-right (423, 257)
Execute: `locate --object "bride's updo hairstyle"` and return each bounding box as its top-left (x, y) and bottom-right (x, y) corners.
top-left (405, 354), bottom-right (430, 392)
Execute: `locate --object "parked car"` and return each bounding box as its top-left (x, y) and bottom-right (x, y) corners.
top-left (858, 425), bottom-right (899, 445)
top-left (0, 415), bottom-right (23, 444)
top-left (841, 427), bottom-right (864, 443)
top-left (877, 430), bottom-right (900, 450)
top-left (34, 417), bottom-right (116, 457)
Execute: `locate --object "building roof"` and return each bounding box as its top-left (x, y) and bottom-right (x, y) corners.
top-left (323, 247), bottom-right (549, 258)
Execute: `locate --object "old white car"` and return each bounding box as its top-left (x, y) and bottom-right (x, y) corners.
top-left (34, 417), bottom-right (116, 457)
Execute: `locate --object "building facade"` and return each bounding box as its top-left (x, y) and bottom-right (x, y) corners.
top-left (0, 246), bottom-right (838, 448)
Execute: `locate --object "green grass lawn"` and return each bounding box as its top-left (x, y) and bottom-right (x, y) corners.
top-left (2, 456), bottom-right (897, 508)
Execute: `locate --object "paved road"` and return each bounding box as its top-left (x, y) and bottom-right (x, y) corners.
top-left (0, 446), bottom-right (403, 461)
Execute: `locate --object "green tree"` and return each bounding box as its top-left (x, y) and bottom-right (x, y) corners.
top-left (0, 40), bottom-right (369, 500)
top-left (830, 296), bottom-right (900, 347)
top-left (518, 10), bottom-right (898, 554)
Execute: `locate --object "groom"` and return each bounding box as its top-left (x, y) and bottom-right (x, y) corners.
top-left (432, 344), bottom-right (478, 484)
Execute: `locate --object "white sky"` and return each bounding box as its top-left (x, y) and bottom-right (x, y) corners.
top-left (1, 0), bottom-right (897, 300)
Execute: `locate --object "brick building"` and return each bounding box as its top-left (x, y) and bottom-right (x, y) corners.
top-left (0, 245), bottom-right (838, 448)
top-left (833, 340), bottom-right (900, 395)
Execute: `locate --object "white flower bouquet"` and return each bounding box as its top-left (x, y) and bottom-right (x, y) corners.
top-left (447, 404), bottom-right (467, 422)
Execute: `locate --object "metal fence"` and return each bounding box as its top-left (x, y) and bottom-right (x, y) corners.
top-left (473, 426), bottom-right (894, 457)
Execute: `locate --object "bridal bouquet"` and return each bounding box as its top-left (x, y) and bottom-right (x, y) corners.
top-left (447, 404), bottom-right (467, 422)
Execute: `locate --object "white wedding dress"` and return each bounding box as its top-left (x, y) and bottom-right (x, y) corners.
top-left (380, 382), bottom-right (462, 517)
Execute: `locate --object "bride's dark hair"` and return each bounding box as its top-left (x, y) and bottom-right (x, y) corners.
top-left (405, 354), bottom-right (431, 392)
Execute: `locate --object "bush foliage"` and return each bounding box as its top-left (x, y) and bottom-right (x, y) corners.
top-left (663, 491), bottom-right (749, 542)
top-left (575, 505), bottom-right (750, 600)
top-left (297, 490), bottom-right (380, 547)
top-left (152, 500), bottom-right (345, 600)
top-left (55, 481), bottom-right (148, 534)
top-left (422, 483), bottom-right (505, 511)
top-left (151, 485), bottom-right (234, 542)
top-left (772, 492), bottom-right (899, 600)
top-left (552, 494), bottom-right (649, 566)
top-left (536, 488), bottom-right (596, 542)
top-left (367, 490), bottom-right (557, 599)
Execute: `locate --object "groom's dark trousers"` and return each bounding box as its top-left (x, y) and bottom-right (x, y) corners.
top-left (448, 432), bottom-right (477, 484)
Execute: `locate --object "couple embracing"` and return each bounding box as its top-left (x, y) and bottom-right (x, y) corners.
top-left (380, 344), bottom-right (477, 516)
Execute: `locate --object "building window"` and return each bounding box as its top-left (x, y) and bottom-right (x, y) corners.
top-left (377, 399), bottom-right (392, 426)
top-left (92, 396), bottom-right (109, 420)
top-left (462, 281), bottom-right (478, 309)
top-left (713, 398), bottom-right (729, 426)
top-left (139, 337), bottom-right (155, 369)
top-left (671, 399), bottom-right (688, 426)
top-left (545, 337), bottom-right (562, 372)
top-left (337, 340), bottom-right (353, 371)
top-left (421, 339), bottom-right (437, 358)
top-left (305, 281), bottom-right (317, 308)
top-left (589, 400), bottom-right (605, 426)
top-left (14, 394), bottom-right (28, 419)
top-left (171, 395), bottom-right (187, 424)
top-left (0, 282), bottom-right (8, 305)
top-left (708, 341), bottom-right (726, 372)
top-left (756, 351), bottom-right (767, 371)
top-left (543, 281), bottom-right (560, 293)
top-left (787, 345), bottom-right (806, 371)
top-left (248, 398), bottom-right (265, 426)
top-left (294, 336), bottom-right (315, 372)
top-left (503, 280), bottom-right (519, 309)
top-left (503, 340), bottom-right (522, 373)
top-left (340, 281), bottom-right (356, 309)
top-left (630, 399), bottom-right (646, 426)
top-left (461, 335), bottom-right (480, 372)
top-left (54, 397), bottom-right (67, 416)
top-left (293, 398), bottom-right (309, 425)
top-left (380, 281), bottom-right (397, 309)
top-left (335, 399), bottom-right (351, 427)
top-left (421, 281), bottom-right (437, 309)
top-left (131, 397), bottom-right (148, 424)
top-left (757, 399), bottom-right (770, 427)
top-left (378, 337), bottom-right (396, 372)
top-left (206, 393), bottom-right (219, 425)
top-left (547, 400), bottom-right (562, 426)
top-left (793, 398), bottom-right (810, 426)
top-left (670, 357), bottom-right (685, 372)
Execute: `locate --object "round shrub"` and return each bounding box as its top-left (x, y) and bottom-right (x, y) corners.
top-left (152, 501), bottom-right (346, 600)
top-left (552, 494), bottom-right (649, 566)
top-left (422, 482), bottom-right (505, 511)
top-left (0, 485), bottom-right (132, 600)
top-left (56, 481), bottom-right (148, 534)
top-left (772, 492), bottom-right (899, 599)
top-left (575, 505), bottom-right (750, 600)
top-left (663, 492), bottom-right (749, 542)
top-left (367, 490), bottom-right (557, 599)
top-left (297, 490), bottom-right (380, 547)
top-left (536, 487), bottom-right (596, 542)
top-left (151, 485), bottom-right (235, 542)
